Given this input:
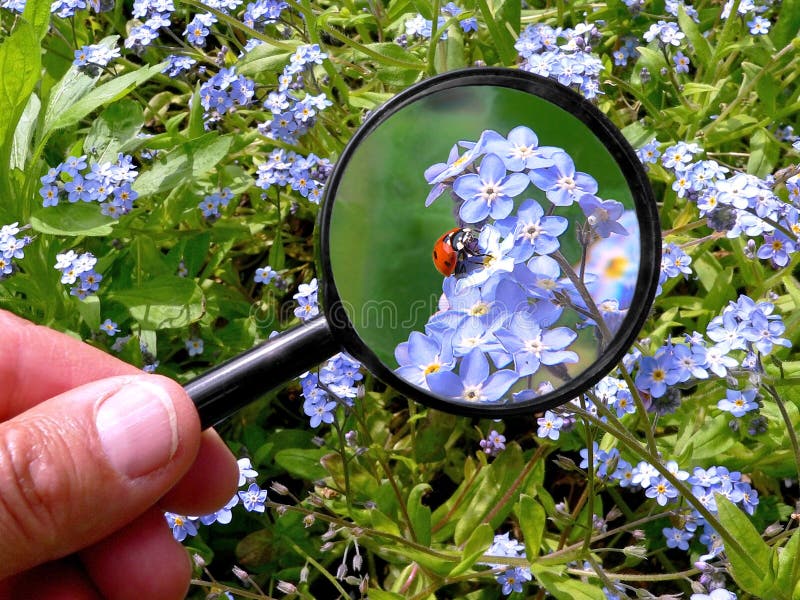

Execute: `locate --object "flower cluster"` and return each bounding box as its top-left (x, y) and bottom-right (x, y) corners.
top-left (73, 43), bottom-right (120, 69)
top-left (395, 126), bottom-right (635, 404)
top-left (515, 23), bottom-right (605, 100)
top-left (39, 153), bottom-right (138, 218)
top-left (198, 187), bottom-right (234, 219)
top-left (165, 458), bottom-right (266, 541)
top-left (404, 3), bottom-right (478, 40)
top-left (199, 67), bottom-right (256, 126)
top-left (484, 533), bottom-right (531, 595)
top-left (655, 140), bottom-right (800, 269)
top-left (293, 278), bottom-right (319, 322)
top-left (257, 44), bottom-right (332, 144)
top-left (635, 294), bottom-right (790, 412)
top-left (255, 148), bottom-right (332, 204)
top-left (0, 223), bottom-right (32, 280)
top-left (54, 250), bottom-right (103, 299)
top-left (300, 353), bottom-right (363, 428)
top-left (577, 442), bottom-right (759, 560)
top-left (479, 430), bottom-right (506, 456)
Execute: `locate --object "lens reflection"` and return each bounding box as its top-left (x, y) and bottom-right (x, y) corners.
top-left (327, 82), bottom-right (644, 406)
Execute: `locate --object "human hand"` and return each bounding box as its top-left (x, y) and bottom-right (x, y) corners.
top-left (0, 310), bottom-right (239, 599)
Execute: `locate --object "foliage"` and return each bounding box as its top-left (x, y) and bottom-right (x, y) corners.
top-left (2, 0), bottom-right (800, 598)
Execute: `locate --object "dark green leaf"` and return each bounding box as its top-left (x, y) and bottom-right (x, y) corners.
top-left (776, 527), bottom-right (800, 595)
top-left (84, 99), bottom-right (144, 164)
top-left (22, 0), bottom-right (52, 42)
top-left (44, 62), bottom-right (163, 135)
top-left (770, 0), bottom-right (800, 48)
top-left (449, 523), bottom-right (493, 577)
top-left (517, 494), bottom-right (545, 559)
top-left (474, 0), bottom-right (518, 65)
top-left (133, 133), bottom-right (233, 198)
top-left (714, 495), bottom-right (774, 597)
top-left (109, 276), bottom-right (204, 329)
top-left (678, 6), bottom-right (712, 67)
top-left (0, 21), bottom-right (40, 153)
top-left (30, 203), bottom-right (116, 236)
top-left (407, 483), bottom-right (432, 546)
top-left (10, 92), bottom-right (40, 171)
top-left (237, 40), bottom-right (302, 77)
top-left (532, 564), bottom-right (605, 600)
top-left (274, 447), bottom-right (327, 480)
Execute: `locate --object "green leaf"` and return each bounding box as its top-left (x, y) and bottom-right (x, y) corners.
top-left (0, 21), bottom-right (40, 159)
top-left (10, 92), bottom-right (40, 171)
top-left (30, 203), bottom-right (116, 236)
top-left (776, 527), bottom-right (800, 595)
top-left (714, 495), bottom-right (775, 597)
top-left (44, 62), bottom-right (164, 135)
top-left (22, 0), bottom-right (52, 42)
top-left (474, 0), bottom-right (518, 65)
top-left (678, 6), bottom-right (712, 67)
top-left (84, 99), bottom-right (144, 164)
top-left (517, 494), bottom-right (545, 559)
top-left (133, 133), bottom-right (233, 198)
top-left (449, 523), bottom-right (493, 577)
top-left (74, 294), bottom-right (101, 331)
top-left (366, 591), bottom-right (405, 600)
top-left (109, 276), bottom-right (204, 329)
top-left (770, 0), bottom-right (800, 48)
top-left (532, 564), bottom-right (604, 600)
top-left (747, 127), bottom-right (780, 177)
top-left (407, 483), bottom-right (432, 546)
top-left (273, 447), bottom-right (327, 480)
top-left (237, 40), bottom-right (302, 77)
top-left (41, 37), bottom-right (114, 135)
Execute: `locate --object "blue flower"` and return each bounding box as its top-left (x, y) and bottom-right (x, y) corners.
top-left (495, 312), bottom-right (578, 377)
top-left (426, 347), bottom-right (518, 403)
top-left (717, 389), bottom-right (758, 417)
top-left (237, 457), bottom-right (259, 486)
top-left (186, 336), bottom-right (204, 356)
top-left (663, 526), bottom-right (692, 551)
top-left (536, 410), bottom-right (564, 440)
top-left (645, 475), bottom-right (679, 506)
top-left (100, 319), bottom-right (120, 336)
top-left (304, 397), bottom-right (337, 427)
top-left (165, 512), bottom-right (198, 542)
top-left (578, 194), bottom-right (628, 238)
top-left (238, 483), bottom-right (268, 512)
top-left (395, 331), bottom-right (455, 388)
top-left (634, 354), bottom-right (680, 398)
top-left (502, 198), bottom-right (568, 261)
top-left (497, 567), bottom-right (532, 595)
top-left (453, 153), bottom-right (530, 222)
top-left (529, 150), bottom-right (598, 206)
top-left (483, 125), bottom-right (556, 172)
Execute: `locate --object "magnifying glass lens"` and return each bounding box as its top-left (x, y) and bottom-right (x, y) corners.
top-left (323, 73), bottom-right (658, 414)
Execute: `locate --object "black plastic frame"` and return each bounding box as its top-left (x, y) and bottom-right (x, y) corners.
top-left (318, 66), bottom-right (660, 417)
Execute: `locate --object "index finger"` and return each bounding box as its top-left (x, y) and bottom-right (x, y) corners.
top-left (0, 310), bottom-right (140, 420)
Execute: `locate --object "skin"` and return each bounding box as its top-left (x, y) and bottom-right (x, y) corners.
top-left (0, 309), bottom-right (240, 599)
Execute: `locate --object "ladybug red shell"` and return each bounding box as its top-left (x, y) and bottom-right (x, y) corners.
top-left (432, 227), bottom-right (480, 276)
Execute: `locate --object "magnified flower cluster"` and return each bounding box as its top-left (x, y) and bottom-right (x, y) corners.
top-left (395, 126), bottom-right (636, 404)
top-left (39, 153), bottom-right (139, 217)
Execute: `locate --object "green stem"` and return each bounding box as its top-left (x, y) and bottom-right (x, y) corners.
top-left (616, 366), bottom-right (659, 457)
top-left (566, 403), bottom-right (764, 577)
top-left (764, 383), bottom-right (800, 482)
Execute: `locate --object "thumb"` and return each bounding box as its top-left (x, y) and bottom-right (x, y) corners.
top-left (0, 374), bottom-right (200, 578)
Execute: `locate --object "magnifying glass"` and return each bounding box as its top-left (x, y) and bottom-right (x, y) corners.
top-left (186, 67), bottom-right (661, 428)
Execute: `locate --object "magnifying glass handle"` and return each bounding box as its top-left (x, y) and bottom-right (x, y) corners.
top-left (184, 315), bottom-right (339, 428)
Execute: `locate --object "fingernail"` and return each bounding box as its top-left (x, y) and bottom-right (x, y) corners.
top-left (96, 379), bottom-right (179, 478)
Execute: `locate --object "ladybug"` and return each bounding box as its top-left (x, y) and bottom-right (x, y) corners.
top-left (432, 227), bottom-right (481, 277)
